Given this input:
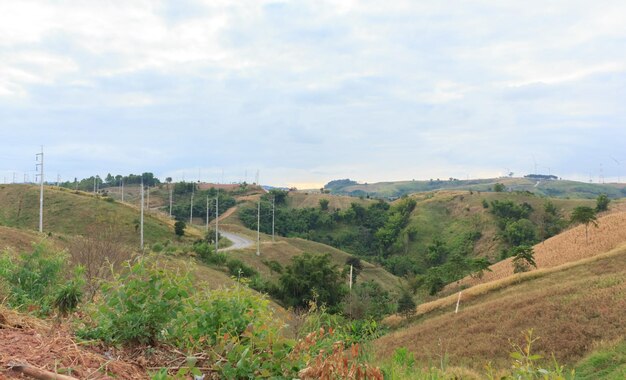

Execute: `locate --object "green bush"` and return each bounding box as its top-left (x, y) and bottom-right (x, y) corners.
top-left (78, 260), bottom-right (191, 345)
top-left (226, 259), bottom-right (257, 278)
top-left (53, 266), bottom-right (85, 315)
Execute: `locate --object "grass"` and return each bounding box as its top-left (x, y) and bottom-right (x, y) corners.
top-left (0, 184), bottom-right (187, 246)
top-left (286, 192), bottom-right (374, 210)
top-left (449, 210), bottom-right (626, 290)
top-left (373, 244), bottom-right (626, 369)
top-left (575, 339), bottom-right (626, 379)
top-left (329, 177), bottom-right (626, 199)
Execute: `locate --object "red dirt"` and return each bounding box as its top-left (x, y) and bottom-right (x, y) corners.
top-left (0, 309), bottom-right (146, 379)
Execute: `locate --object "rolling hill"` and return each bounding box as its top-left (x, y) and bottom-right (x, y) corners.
top-left (326, 177), bottom-right (626, 199)
top-left (373, 209), bottom-right (626, 371)
top-left (0, 184), bottom-right (188, 247)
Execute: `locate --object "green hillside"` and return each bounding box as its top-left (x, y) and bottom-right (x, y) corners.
top-left (326, 177), bottom-right (626, 199)
top-left (0, 184), bottom-right (183, 246)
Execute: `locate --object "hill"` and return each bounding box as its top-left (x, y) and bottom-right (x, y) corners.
top-left (326, 177), bottom-right (626, 199)
top-left (0, 184), bottom-right (190, 247)
top-left (373, 243), bottom-right (626, 369)
top-left (221, 202), bottom-right (402, 294)
top-left (372, 208), bottom-right (626, 371)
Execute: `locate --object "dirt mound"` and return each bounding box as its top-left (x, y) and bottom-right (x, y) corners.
top-left (0, 308), bottom-right (145, 379)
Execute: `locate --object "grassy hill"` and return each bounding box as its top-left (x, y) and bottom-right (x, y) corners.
top-left (326, 177), bottom-right (626, 199)
top-left (372, 208), bottom-right (626, 371)
top-left (373, 243), bottom-right (626, 369)
top-left (0, 184), bottom-right (188, 246)
top-left (402, 190), bottom-right (595, 263)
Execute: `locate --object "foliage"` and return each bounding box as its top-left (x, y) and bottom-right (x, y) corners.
top-left (397, 291), bottom-right (416, 317)
top-left (279, 253), bottom-right (347, 312)
top-left (53, 266), bottom-right (85, 315)
top-left (503, 218), bottom-right (537, 246)
top-left (343, 280), bottom-right (396, 320)
top-left (596, 193), bottom-right (610, 212)
top-left (511, 245), bottom-right (537, 273)
top-left (493, 183), bottom-right (506, 192)
top-left (77, 260), bottom-right (191, 345)
top-left (319, 198), bottom-right (330, 210)
top-left (226, 258), bottom-right (258, 278)
top-left (174, 220), bottom-right (186, 237)
top-left (0, 244), bottom-right (69, 315)
top-left (570, 206), bottom-right (598, 243)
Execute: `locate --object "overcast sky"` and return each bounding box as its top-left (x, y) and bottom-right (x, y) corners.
top-left (1, 1), bottom-right (625, 188)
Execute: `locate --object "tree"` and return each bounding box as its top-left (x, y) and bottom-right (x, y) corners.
top-left (278, 253), bottom-right (346, 311)
top-left (319, 198), bottom-right (330, 211)
top-left (397, 291), bottom-right (416, 317)
top-left (493, 183), bottom-right (506, 192)
top-left (511, 245), bottom-right (536, 273)
top-left (174, 220), bottom-right (186, 237)
top-left (571, 206), bottom-right (598, 244)
top-left (596, 194), bottom-right (610, 212)
top-left (503, 219), bottom-right (537, 246)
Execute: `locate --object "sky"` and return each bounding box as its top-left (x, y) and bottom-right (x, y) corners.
top-left (1, 0), bottom-right (625, 188)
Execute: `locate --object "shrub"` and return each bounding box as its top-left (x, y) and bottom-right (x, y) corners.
top-left (78, 260), bottom-right (191, 345)
top-left (151, 242), bottom-right (164, 253)
top-left (174, 221), bottom-right (186, 237)
top-left (226, 259), bottom-right (257, 278)
top-left (397, 291), bottom-right (416, 317)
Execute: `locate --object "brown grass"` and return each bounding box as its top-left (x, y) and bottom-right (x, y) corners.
top-left (449, 211), bottom-right (626, 290)
top-left (374, 246), bottom-right (626, 368)
top-left (286, 193), bottom-right (374, 210)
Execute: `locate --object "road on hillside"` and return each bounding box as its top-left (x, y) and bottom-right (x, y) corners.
top-left (218, 231), bottom-right (253, 252)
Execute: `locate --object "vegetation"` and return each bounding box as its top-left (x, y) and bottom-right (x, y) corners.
top-left (570, 206), bottom-right (598, 243)
top-left (596, 193), bottom-right (610, 212)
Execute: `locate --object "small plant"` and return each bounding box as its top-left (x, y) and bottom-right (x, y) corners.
top-left (53, 266), bottom-right (85, 315)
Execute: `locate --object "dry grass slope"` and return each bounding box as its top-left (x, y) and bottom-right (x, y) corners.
top-left (451, 211), bottom-right (626, 289)
top-left (374, 245), bottom-right (626, 368)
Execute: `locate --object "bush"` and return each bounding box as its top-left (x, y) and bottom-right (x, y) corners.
top-left (174, 221), bottom-right (186, 237)
top-left (151, 242), bottom-right (164, 253)
top-left (226, 259), bottom-right (257, 278)
top-left (78, 260), bottom-right (191, 345)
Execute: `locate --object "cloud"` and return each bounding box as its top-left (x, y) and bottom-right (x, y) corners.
top-left (0, 1), bottom-right (625, 186)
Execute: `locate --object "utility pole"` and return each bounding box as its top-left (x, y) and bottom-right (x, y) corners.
top-left (215, 190), bottom-right (219, 252)
top-left (256, 200), bottom-right (260, 256)
top-left (35, 147), bottom-right (44, 233)
top-left (169, 183), bottom-right (173, 217)
top-left (272, 196), bottom-right (275, 242)
top-left (121, 179), bottom-right (124, 202)
top-left (140, 180), bottom-right (144, 250)
top-left (189, 187), bottom-right (194, 225)
top-left (205, 196), bottom-right (209, 232)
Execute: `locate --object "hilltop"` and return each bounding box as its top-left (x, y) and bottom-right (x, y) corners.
top-left (325, 177), bottom-right (626, 199)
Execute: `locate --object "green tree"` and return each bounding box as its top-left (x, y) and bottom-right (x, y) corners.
top-left (397, 291), bottom-right (416, 317)
top-left (503, 218), bottom-right (537, 246)
top-left (278, 253), bottom-right (346, 311)
top-left (596, 193), bottom-right (610, 212)
top-left (571, 206), bottom-right (598, 244)
top-left (493, 183), bottom-right (506, 192)
top-left (511, 245), bottom-right (536, 273)
top-left (319, 198), bottom-right (330, 211)
top-left (174, 220), bottom-right (186, 237)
